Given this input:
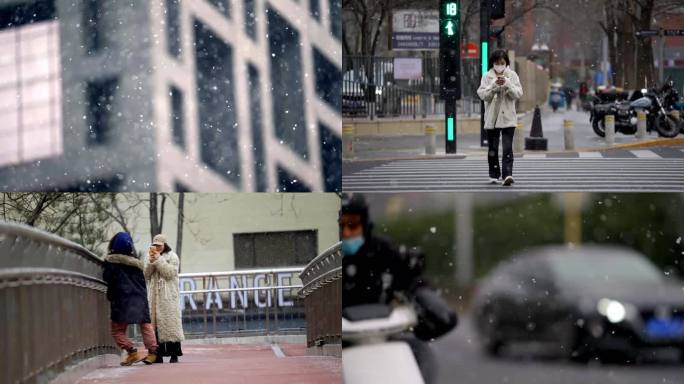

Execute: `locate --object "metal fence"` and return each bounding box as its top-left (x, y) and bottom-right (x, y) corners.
top-left (0, 222), bottom-right (117, 384)
top-left (299, 242), bottom-right (341, 349)
top-left (343, 55), bottom-right (481, 119)
top-left (177, 268), bottom-right (306, 338)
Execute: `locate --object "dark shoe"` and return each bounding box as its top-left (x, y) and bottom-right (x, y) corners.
top-left (170, 356), bottom-right (178, 363)
top-left (502, 176), bottom-right (514, 186)
top-left (142, 352), bottom-right (159, 365)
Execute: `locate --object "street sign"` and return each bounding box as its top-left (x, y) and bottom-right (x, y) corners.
top-left (636, 30), bottom-right (659, 37)
top-left (440, 0), bottom-right (461, 154)
top-left (462, 42), bottom-right (479, 58)
top-left (664, 29), bottom-right (684, 37)
top-left (391, 10), bottom-right (439, 50)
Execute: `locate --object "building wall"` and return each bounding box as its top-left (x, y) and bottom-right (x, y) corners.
top-left (118, 193), bottom-right (340, 273)
top-left (0, 0), bottom-right (342, 192)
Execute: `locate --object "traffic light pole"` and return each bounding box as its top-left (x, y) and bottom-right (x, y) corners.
top-left (440, 0), bottom-right (461, 154)
top-left (480, 0), bottom-right (490, 147)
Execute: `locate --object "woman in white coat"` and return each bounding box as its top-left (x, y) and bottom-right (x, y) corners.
top-left (477, 49), bottom-right (523, 186)
top-left (145, 234), bottom-right (185, 363)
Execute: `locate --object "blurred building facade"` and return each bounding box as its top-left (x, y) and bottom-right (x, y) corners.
top-left (0, 0), bottom-right (341, 192)
top-left (118, 193), bottom-right (340, 273)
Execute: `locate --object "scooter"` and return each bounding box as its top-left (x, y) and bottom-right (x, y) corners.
top-left (342, 305), bottom-right (425, 384)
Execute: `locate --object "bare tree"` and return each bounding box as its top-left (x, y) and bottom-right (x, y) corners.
top-left (149, 192), bottom-right (167, 240)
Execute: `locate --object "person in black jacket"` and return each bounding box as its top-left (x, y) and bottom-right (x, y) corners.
top-left (103, 232), bottom-right (158, 366)
top-left (340, 194), bottom-right (457, 384)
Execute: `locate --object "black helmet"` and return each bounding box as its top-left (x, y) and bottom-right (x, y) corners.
top-left (340, 194), bottom-right (370, 234)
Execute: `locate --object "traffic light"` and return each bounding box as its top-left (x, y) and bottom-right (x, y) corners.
top-left (440, 0), bottom-right (461, 153)
top-left (440, 0), bottom-right (461, 100)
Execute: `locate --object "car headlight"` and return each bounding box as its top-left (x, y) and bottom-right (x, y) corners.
top-left (597, 298), bottom-right (630, 323)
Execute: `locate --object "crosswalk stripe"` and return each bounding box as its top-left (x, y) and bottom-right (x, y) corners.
top-left (522, 153), bottom-right (547, 159)
top-left (343, 157), bottom-right (684, 192)
top-left (578, 151), bottom-right (603, 158)
top-left (630, 150), bottom-right (661, 158)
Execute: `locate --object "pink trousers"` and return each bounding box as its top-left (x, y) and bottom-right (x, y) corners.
top-left (111, 321), bottom-right (158, 353)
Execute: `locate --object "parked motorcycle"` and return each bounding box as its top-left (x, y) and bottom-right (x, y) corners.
top-left (660, 80), bottom-right (684, 135)
top-left (590, 87), bottom-right (679, 138)
top-left (342, 305), bottom-right (425, 384)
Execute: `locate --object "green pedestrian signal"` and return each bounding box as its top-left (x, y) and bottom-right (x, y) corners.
top-left (445, 21), bottom-right (455, 36)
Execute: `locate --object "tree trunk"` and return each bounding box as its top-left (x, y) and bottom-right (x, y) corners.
top-left (635, 0), bottom-right (656, 88)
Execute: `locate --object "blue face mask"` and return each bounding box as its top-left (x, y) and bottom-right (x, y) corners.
top-left (342, 236), bottom-right (365, 256)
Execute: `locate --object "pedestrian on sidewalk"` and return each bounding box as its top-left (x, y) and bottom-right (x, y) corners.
top-left (145, 234), bottom-right (185, 363)
top-left (477, 49), bottom-right (523, 186)
top-left (103, 232), bottom-right (158, 366)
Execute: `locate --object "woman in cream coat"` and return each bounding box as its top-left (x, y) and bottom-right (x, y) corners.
top-left (477, 49), bottom-right (523, 186)
top-left (145, 234), bottom-right (185, 363)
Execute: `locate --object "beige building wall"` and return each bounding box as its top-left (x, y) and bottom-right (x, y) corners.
top-left (112, 193), bottom-right (340, 273)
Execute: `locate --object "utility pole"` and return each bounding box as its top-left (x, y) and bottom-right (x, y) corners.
top-left (479, 0), bottom-right (505, 147)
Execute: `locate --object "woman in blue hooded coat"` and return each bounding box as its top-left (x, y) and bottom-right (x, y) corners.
top-left (103, 232), bottom-right (158, 366)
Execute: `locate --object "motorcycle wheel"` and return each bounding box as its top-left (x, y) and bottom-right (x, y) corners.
top-left (655, 114), bottom-right (679, 138)
top-left (592, 118), bottom-right (606, 137)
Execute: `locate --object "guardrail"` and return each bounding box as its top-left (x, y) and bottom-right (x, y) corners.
top-left (177, 267), bottom-right (306, 338)
top-left (0, 222), bottom-right (117, 384)
top-left (299, 242), bottom-right (341, 349)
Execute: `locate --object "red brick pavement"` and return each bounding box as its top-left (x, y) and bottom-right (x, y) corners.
top-left (77, 343), bottom-right (341, 384)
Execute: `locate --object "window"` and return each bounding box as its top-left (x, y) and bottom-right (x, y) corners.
top-left (309, 0), bottom-right (320, 21)
top-left (83, 0), bottom-right (103, 54)
top-left (166, 0), bottom-right (182, 58)
top-left (248, 64), bottom-right (267, 192)
top-left (268, 9), bottom-right (307, 159)
top-left (319, 122), bottom-right (341, 192)
top-left (243, 0), bottom-right (256, 40)
top-left (86, 77), bottom-right (118, 145)
top-left (0, 2), bottom-right (62, 167)
top-left (170, 85), bottom-right (185, 149)
top-left (277, 166), bottom-right (311, 192)
top-left (313, 48), bottom-right (341, 110)
top-left (329, 0), bottom-right (341, 40)
top-left (207, 0), bottom-right (230, 18)
top-left (194, 20), bottom-right (240, 184)
top-left (234, 230), bottom-right (318, 268)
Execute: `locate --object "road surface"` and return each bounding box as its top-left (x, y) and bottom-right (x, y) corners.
top-left (432, 314), bottom-right (684, 384)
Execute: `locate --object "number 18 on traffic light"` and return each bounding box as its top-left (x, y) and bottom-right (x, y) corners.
top-left (440, 0), bottom-right (460, 153)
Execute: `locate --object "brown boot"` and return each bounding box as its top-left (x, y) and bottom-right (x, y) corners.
top-left (142, 351), bottom-right (158, 365)
top-left (120, 349), bottom-right (144, 366)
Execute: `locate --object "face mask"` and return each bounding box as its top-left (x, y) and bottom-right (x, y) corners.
top-left (494, 64), bottom-right (506, 74)
top-left (342, 235), bottom-right (365, 257)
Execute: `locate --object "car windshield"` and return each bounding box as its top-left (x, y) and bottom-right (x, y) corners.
top-left (547, 252), bottom-right (664, 285)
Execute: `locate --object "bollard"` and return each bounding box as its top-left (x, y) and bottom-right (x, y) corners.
top-left (636, 111), bottom-right (647, 140)
top-left (342, 125), bottom-right (354, 159)
top-left (513, 121), bottom-right (524, 154)
top-left (563, 119), bottom-right (575, 151)
top-left (425, 124), bottom-right (436, 155)
top-left (604, 115), bottom-right (615, 146)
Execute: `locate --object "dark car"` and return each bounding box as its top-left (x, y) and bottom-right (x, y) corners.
top-left (472, 245), bottom-right (684, 362)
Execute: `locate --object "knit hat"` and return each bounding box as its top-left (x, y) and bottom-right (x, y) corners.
top-left (110, 232), bottom-right (134, 256)
top-left (152, 234), bottom-right (167, 246)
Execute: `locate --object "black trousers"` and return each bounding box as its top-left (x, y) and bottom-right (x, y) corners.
top-left (487, 127), bottom-right (515, 179)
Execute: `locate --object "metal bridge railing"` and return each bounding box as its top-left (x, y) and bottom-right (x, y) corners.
top-left (299, 242), bottom-right (341, 348)
top-left (177, 267), bottom-right (306, 338)
top-left (0, 222), bottom-right (117, 384)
